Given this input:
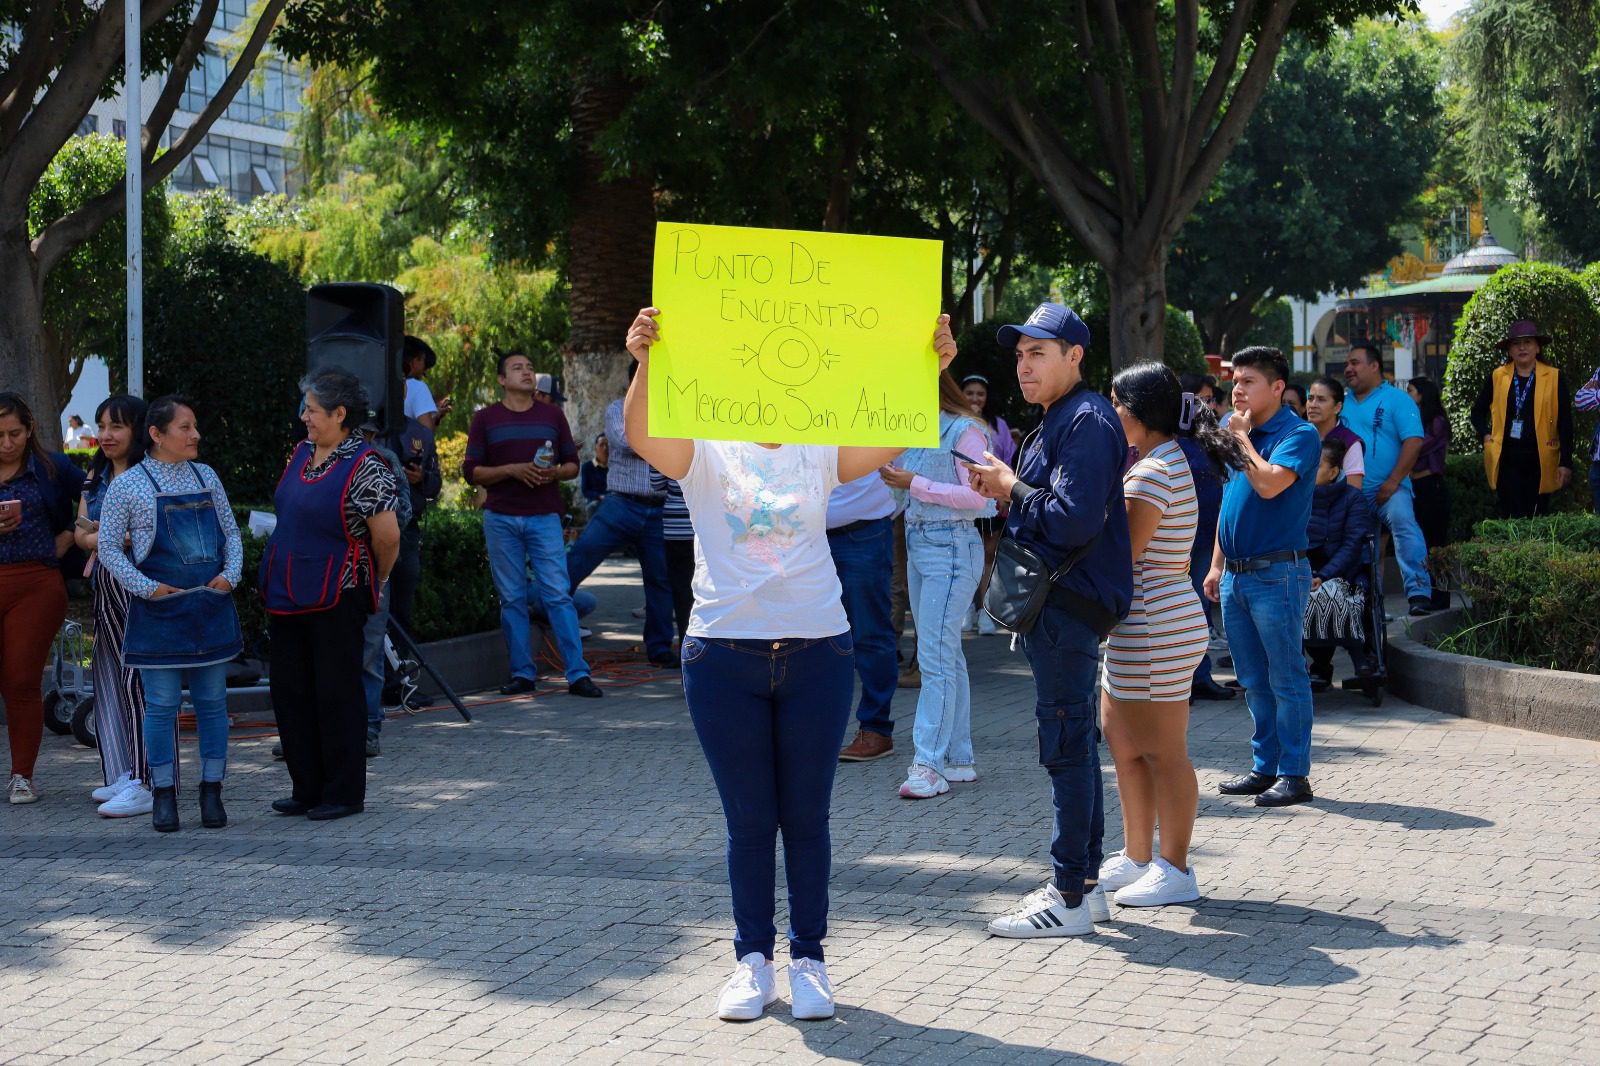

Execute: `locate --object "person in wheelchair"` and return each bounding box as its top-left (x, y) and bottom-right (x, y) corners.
top-left (1304, 438), bottom-right (1377, 688)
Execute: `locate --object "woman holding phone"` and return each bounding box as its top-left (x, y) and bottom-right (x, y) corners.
top-left (95, 395), bottom-right (245, 832)
top-left (622, 305), bottom-right (955, 1022)
top-left (0, 392), bottom-right (84, 804)
top-left (878, 372), bottom-right (993, 799)
top-left (74, 394), bottom-right (155, 817)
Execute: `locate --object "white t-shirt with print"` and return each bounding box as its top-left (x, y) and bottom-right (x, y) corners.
top-left (679, 440), bottom-right (849, 639)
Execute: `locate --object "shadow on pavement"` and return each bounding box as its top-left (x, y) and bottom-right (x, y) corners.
top-left (793, 1004), bottom-right (1116, 1065)
top-left (1312, 798), bottom-right (1493, 829)
top-left (1096, 899), bottom-right (1458, 986)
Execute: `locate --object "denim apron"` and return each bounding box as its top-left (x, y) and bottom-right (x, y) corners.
top-left (123, 462), bottom-right (244, 670)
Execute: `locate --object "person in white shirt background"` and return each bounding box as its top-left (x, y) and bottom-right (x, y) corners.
top-left (401, 335), bottom-right (451, 429)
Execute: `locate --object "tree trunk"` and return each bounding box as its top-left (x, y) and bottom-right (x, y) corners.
top-left (0, 238), bottom-right (64, 450)
top-left (561, 78), bottom-right (656, 450)
top-left (1106, 248), bottom-right (1168, 371)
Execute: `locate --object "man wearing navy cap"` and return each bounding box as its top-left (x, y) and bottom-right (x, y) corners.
top-left (966, 302), bottom-right (1132, 938)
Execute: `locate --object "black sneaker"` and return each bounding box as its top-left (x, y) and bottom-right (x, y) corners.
top-left (499, 676), bottom-right (538, 696)
top-left (568, 677), bottom-right (603, 698)
top-left (649, 652), bottom-right (681, 670)
top-left (1408, 597), bottom-right (1434, 617)
top-left (365, 732), bottom-right (381, 758)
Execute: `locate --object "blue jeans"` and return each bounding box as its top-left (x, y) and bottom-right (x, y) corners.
top-left (1366, 483), bottom-right (1432, 601)
top-left (1019, 603), bottom-right (1104, 894)
top-left (140, 663), bottom-right (229, 788)
top-left (1221, 560), bottom-right (1315, 777)
top-left (361, 581), bottom-right (392, 734)
top-left (906, 521), bottom-right (981, 771)
top-left (827, 518), bottom-right (897, 738)
top-left (566, 494), bottom-right (674, 658)
top-left (682, 633), bottom-right (855, 962)
top-left (483, 511), bottom-right (591, 684)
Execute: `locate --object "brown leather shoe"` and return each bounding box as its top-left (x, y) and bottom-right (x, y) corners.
top-left (897, 669), bottom-right (922, 689)
top-left (838, 730), bottom-right (894, 762)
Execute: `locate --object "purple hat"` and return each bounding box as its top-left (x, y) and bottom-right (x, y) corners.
top-left (997, 302), bottom-right (1091, 352)
top-left (1497, 319), bottom-right (1551, 350)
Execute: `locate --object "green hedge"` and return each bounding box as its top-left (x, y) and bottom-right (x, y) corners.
top-left (233, 507), bottom-right (500, 654)
top-left (1437, 513), bottom-right (1600, 673)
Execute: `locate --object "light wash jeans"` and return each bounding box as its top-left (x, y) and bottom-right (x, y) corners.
top-left (1366, 482), bottom-right (1432, 601)
top-left (905, 520), bottom-right (982, 773)
top-left (483, 511), bottom-right (591, 684)
top-left (361, 581), bottom-right (392, 735)
top-left (1221, 560), bottom-right (1315, 778)
top-left (140, 664), bottom-right (229, 788)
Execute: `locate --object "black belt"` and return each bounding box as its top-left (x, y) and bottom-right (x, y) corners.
top-left (616, 492), bottom-right (665, 507)
top-left (1224, 550), bottom-right (1308, 574)
top-left (828, 516), bottom-right (891, 536)
top-left (1045, 585), bottom-right (1121, 640)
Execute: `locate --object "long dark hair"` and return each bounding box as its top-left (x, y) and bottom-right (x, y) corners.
top-left (960, 372), bottom-right (999, 429)
top-left (1112, 362), bottom-right (1247, 479)
top-left (0, 391), bottom-right (54, 479)
top-left (1409, 376), bottom-right (1446, 425)
top-left (88, 394), bottom-right (148, 488)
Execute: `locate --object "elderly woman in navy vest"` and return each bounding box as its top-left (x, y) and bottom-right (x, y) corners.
top-left (262, 368), bottom-right (401, 822)
top-left (95, 395), bottom-right (245, 832)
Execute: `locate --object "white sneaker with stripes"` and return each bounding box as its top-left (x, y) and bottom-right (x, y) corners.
top-left (91, 771), bottom-right (132, 803)
top-left (987, 884), bottom-right (1095, 938)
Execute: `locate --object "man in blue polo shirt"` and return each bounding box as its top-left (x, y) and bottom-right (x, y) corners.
top-left (1342, 343), bottom-right (1434, 616)
top-left (966, 302), bottom-right (1132, 937)
top-left (1204, 346), bottom-right (1322, 808)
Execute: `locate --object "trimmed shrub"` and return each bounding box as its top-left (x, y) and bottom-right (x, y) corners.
top-left (1438, 515), bottom-right (1600, 673)
top-left (1163, 306), bottom-right (1209, 377)
top-left (1444, 452), bottom-right (1499, 543)
top-left (1442, 261), bottom-right (1600, 461)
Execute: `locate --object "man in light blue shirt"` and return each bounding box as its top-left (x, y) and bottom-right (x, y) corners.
top-left (1341, 344), bottom-right (1434, 616)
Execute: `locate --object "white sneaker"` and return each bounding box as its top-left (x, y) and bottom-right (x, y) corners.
top-left (577, 626), bottom-right (593, 639)
top-left (1084, 884), bottom-right (1110, 923)
top-left (987, 884), bottom-right (1094, 938)
top-left (787, 958), bottom-right (835, 1020)
top-left (716, 952), bottom-right (777, 1021)
top-left (8, 774), bottom-right (39, 805)
top-left (98, 783), bottom-right (153, 818)
top-left (944, 764), bottom-right (978, 784)
top-left (1097, 849), bottom-right (1151, 891)
top-left (977, 610), bottom-right (998, 635)
top-left (1114, 858), bottom-right (1201, 907)
top-left (898, 765), bottom-right (949, 799)
top-left (961, 606), bottom-right (977, 633)
top-left (91, 771), bottom-right (133, 803)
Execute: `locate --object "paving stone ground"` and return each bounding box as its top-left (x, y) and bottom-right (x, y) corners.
top-left (2, 559), bottom-right (1598, 1065)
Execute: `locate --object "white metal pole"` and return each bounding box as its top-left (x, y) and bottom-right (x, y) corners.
top-left (125, 0), bottom-right (142, 397)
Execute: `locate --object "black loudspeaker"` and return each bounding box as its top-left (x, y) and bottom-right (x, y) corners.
top-left (306, 283), bottom-right (406, 434)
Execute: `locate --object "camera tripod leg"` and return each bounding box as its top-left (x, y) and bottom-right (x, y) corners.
top-left (387, 620), bottom-right (472, 722)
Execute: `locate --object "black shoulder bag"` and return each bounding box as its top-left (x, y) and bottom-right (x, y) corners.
top-left (982, 532), bottom-right (1100, 635)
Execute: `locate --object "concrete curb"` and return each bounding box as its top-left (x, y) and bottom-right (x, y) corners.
top-left (1386, 608), bottom-right (1600, 741)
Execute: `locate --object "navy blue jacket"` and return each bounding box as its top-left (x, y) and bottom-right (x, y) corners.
top-left (1005, 382), bottom-right (1133, 619)
top-left (1307, 481), bottom-right (1374, 584)
top-left (28, 450), bottom-right (87, 578)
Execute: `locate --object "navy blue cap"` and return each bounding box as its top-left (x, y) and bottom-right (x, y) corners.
top-left (996, 302), bottom-right (1091, 351)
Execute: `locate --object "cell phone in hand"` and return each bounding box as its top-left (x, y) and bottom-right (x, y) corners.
top-left (75, 515), bottom-right (97, 531)
top-left (0, 499), bottom-right (20, 521)
top-left (950, 448), bottom-right (982, 465)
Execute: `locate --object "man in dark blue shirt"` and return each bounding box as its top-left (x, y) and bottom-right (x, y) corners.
top-left (967, 302), bottom-right (1132, 938)
top-left (1203, 346), bottom-right (1322, 808)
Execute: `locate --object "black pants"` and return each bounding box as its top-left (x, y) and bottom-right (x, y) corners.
top-left (664, 537), bottom-right (695, 641)
top-left (270, 589), bottom-right (370, 807)
top-left (1495, 449), bottom-right (1554, 519)
top-left (389, 519), bottom-right (423, 635)
top-left (1411, 473), bottom-right (1451, 551)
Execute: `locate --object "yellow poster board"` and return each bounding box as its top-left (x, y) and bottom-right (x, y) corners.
top-left (648, 222), bottom-right (943, 446)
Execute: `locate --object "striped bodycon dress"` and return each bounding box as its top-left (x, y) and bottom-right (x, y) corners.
top-left (1102, 440), bottom-right (1210, 701)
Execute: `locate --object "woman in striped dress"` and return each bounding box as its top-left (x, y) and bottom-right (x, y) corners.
top-left (73, 395), bottom-right (154, 817)
top-left (1099, 363), bottom-right (1246, 908)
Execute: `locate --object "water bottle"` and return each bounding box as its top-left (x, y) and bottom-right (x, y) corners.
top-left (534, 442), bottom-right (555, 469)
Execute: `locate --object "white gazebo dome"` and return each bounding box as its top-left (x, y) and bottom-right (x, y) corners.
top-left (1441, 228), bottom-right (1519, 276)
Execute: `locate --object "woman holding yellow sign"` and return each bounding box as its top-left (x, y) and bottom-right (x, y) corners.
top-left (623, 304), bottom-right (955, 1023)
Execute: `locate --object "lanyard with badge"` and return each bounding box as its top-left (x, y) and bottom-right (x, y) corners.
top-left (1510, 371), bottom-right (1534, 440)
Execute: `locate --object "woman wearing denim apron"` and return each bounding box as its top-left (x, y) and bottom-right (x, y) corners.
top-left (74, 394), bottom-right (155, 817)
top-left (96, 395), bottom-right (245, 832)
top-left (619, 305), bottom-right (957, 1022)
top-left (879, 373), bottom-right (993, 799)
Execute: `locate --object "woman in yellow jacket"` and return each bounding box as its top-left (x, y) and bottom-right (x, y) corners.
top-left (1471, 320), bottom-right (1574, 518)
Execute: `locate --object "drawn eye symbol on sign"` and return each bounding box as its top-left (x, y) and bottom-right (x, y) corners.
top-left (735, 326), bottom-right (840, 387)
